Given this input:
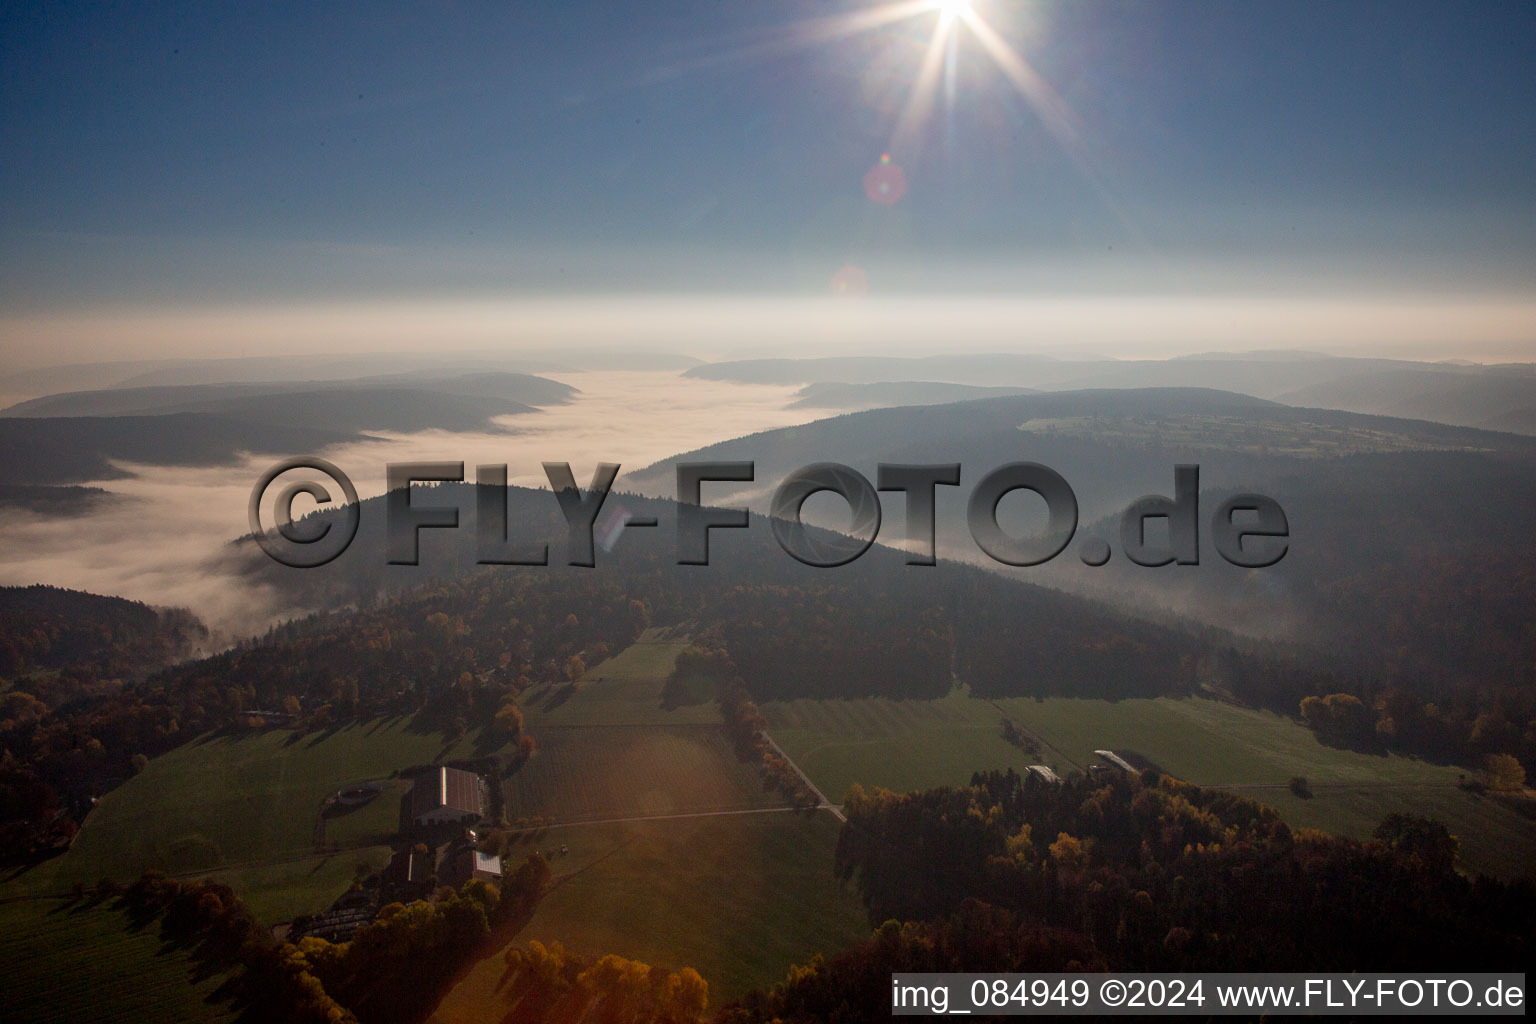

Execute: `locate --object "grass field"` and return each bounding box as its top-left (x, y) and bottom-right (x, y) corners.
top-left (0, 717), bottom-right (499, 914)
top-left (520, 631), bottom-right (719, 728)
top-left (429, 812), bottom-right (869, 1020)
top-left (989, 696), bottom-right (1463, 785)
top-left (321, 777), bottom-right (412, 849)
top-left (199, 846), bottom-right (396, 925)
top-left (504, 725), bottom-right (775, 822)
top-left (764, 691), bottom-right (1044, 799)
top-left (764, 693), bottom-right (1536, 882)
top-left (505, 630), bottom-right (774, 822)
top-left (1226, 784), bottom-right (1536, 883)
top-left (432, 635), bottom-right (872, 1017)
top-left (0, 899), bottom-right (237, 1023)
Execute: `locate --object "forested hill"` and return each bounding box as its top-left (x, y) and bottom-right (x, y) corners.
top-left (682, 354), bottom-right (1536, 435)
top-left (0, 371), bottom-right (576, 419)
top-left (624, 388), bottom-right (1536, 702)
top-left (234, 476), bottom-right (1335, 704)
top-left (0, 585), bottom-right (207, 694)
top-left (628, 386), bottom-right (1528, 516)
top-left (0, 371), bottom-right (578, 512)
top-left (720, 769), bottom-right (1534, 1022)
top-left (0, 413), bottom-right (361, 486)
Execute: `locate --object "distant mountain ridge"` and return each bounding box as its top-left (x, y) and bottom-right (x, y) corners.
top-left (630, 385), bottom-right (1536, 694)
top-left (0, 372), bottom-right (580, 510)
top-left (0, 371), bottom-right (576, 421)
top-left (0, 413), bottom-right (363, 486)
top-left (0, 351), bottom-right (700, 396)
top-left (684, 353), bottom-right (1536, 435)
top-left (790, 381), bottom-right (1037, 410)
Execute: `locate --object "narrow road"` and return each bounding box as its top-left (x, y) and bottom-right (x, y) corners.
top-left (985, 699), bottom-right (1086, 773)
top-left (761, 731), bottom-right (846, 823)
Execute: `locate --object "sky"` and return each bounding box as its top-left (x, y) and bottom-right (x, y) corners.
top-left (2, 0), bottom-right (1534, 367)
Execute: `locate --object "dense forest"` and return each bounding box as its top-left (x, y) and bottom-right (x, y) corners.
top-left (720, 769), bottom-right (1534, 1022)
top-left (0, 587), bottom-right (209, 857)
top-left (0, 584), bottom-right (206, 698)
top-left (234, 482), bottom-right (1219, 704)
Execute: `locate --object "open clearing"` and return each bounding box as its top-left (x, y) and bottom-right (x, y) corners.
top-left (435, 635), bottom-right (871, 1016)
top-left (430, 812), bottom-right (869, 1020)
top-left (1224, 784), bottom-right (1536, 882)
top-left (505, 725), bottom-right (775, 822)
top-left (0, 899), bottom-right (236, 1024)
top-left (764, 691), bottom-right (1046, 800)
top-left (765, 693), bottom-right (1536, 882)
top-left (59, 717), bottom-right (494, 877)
top-left (0, 717), bottom-right (498, 911)
top-left (520, 630), bottom-right (718, 728)
top-left (199, 846), bottom-right (397, 925)
top-left (506, 631), bottom-right (772, 823)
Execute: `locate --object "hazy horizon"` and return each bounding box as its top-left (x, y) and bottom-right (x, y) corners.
top-left (3, 293), bottom-right (1535, 378)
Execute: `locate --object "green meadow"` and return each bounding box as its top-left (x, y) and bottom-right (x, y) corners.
top-left (0, 898), bottom-right (237, 1024)
top-left (430, 812), bottom-right (868, 1020)
top-left (764, 693), bottom-right (1536, 882)
top-left (1, 717), bottom-right (499, 908)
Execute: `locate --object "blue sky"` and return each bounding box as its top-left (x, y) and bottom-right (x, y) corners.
top-left (1, 0), bottom-right (1533, 360)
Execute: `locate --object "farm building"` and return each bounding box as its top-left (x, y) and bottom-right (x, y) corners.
top-left (1093, 749), bottom-right (1135, 773)
top-left (1026, 764), bottom-right (1061, 784)
top-left (294, 891), bottom-right (377, 942)
top-left (411, 766), bottom-right (485, 826)
top-left (455, 849), bottom-right (503, 884)
top-left (386, 845), bottom-right (437, 897)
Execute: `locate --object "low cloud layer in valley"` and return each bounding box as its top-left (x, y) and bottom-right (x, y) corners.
top-left (0, 371), bottom-right (811, 635)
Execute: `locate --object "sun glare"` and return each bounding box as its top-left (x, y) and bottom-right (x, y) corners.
top-left (669, 0), bottom-right (1086, 187)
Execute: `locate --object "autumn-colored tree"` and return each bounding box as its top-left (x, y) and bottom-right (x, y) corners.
top-left (673, 966), bottom-right (709, 1019)
top-left (494, 702), bottom-right (524, 737)
top-left (565, 654), bottom-right (586, 683)
top-left (1, 690), bottom-right (47, 729)
top-left (1299, 693), bottom-right (1374, 745)
top-left (1004, 823), bottom-right (1034, 865)
top-left (1374, 812), bottom-right (1459, 874)
top-left (1484, 753), bottom-right (1526, 792)
top-left (1049, 831), bottom-right (1086, 868)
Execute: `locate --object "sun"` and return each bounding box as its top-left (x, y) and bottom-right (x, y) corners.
top-left (930, 0), bottom-right (972, 20)
top-left (667, 0), bottom-right (1085, 177)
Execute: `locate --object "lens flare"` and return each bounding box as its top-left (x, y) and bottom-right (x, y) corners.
top-left (931, 0), bottom-right (972, 20)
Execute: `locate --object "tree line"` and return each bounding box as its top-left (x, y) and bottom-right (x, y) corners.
top-left (720, 769), bottom-right (1532, 1021)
